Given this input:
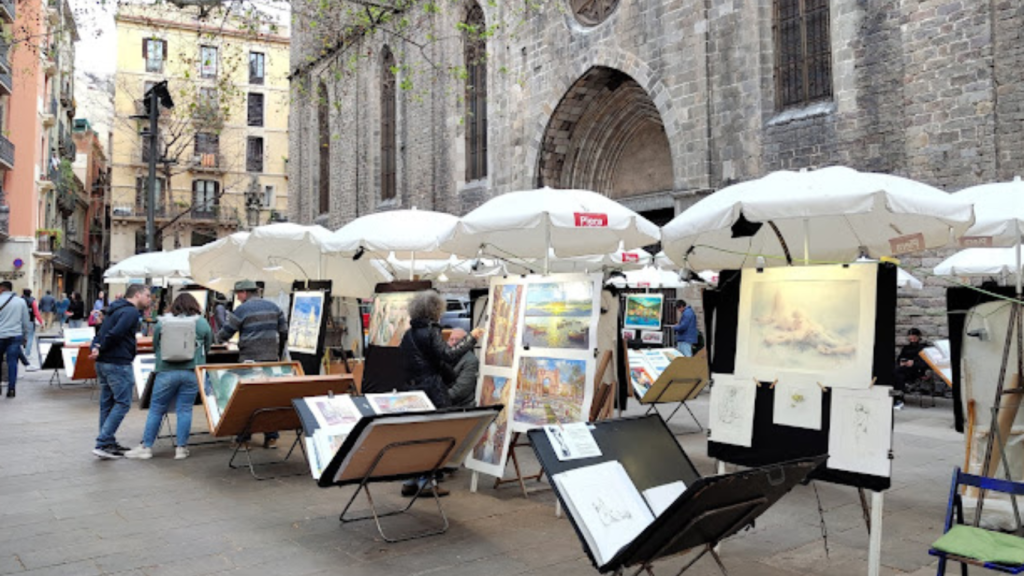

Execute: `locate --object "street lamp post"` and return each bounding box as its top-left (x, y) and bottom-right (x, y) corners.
top-left (132, 81), bottom-right (174, 253)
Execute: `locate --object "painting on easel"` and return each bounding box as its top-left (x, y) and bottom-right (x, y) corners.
top-left (624, 294), bottom-right (664, 331)
top-left (522, 281), bottom-right (593, 350)
top-left (368, 291), bottom-right (416, 347)
top-left (513, 356), bottom-right (589, 430)
top-left (466, 373), bottom-right (516, 478)
top-left (288, 291), bottom-right (325, 355)
top-left (484, 283), bottom-right (523, 368)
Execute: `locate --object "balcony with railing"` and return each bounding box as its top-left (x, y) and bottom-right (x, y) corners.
top-left (34, 231), bottom-right (56, 254)
top-left (41, 97), bottom-right (57, 127)
top-left (0, 0), bottom-right (15, 22)
top-left (0, 133), bottom-right (13, 170)
top-left (0, 41), bottom-right (11, 96)
top-left (190, 153), bottom-right (222, 173)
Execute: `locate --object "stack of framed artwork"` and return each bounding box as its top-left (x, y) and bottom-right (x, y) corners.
top-left (704, 263), bottom-right (898, 491)
top-left (466, 273), bottom-right (603, 480)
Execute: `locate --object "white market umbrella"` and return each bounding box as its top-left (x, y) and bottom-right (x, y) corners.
top-left (934, 247), bottom-right (1024, 280)
top-left (324, 209), bottom-right (460, 279)
top-left (382, 254), bottom-right (503, 282)
top-left (504, 247), bottom-right (655, 275)
top-left (606, 266), bottom-right (688, 289)
top-left (661, 166), bottom-right (975, 270)
top-left (954, 177), bottom-right (1024, 294)
top-left (104, 247), bottom-right (196, 280)
top-left (440, 188), bottom-right (661, 270)
top-left (853, 257), bottom-right (924, 290)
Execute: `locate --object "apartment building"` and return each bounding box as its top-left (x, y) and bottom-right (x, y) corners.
top-left (110, 4), bottom-right (290, 264)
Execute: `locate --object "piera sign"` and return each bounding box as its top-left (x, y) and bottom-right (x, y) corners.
top-left (889, 232), bottom-right (926, 256)
top-left (574, 212), bottom-right (608, 227)
top-left (621, 252), bottom-right (640, 263)
top-left (959, 236), bottom-right (994, 248)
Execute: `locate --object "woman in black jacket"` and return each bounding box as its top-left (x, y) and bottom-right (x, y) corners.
top-left (400, 290), bottom-right (482, 409)
top-left (68, 292), bottom-right (86, 329)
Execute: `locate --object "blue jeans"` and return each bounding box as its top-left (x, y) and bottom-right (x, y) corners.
top-left (0, 336), bottom-right (23, 390)
top-left (676, 342), bottom-right (693, 357)
top-left (95, 362), bottom-right (134, 449)
top-left (69, 319), bottom-right (83, 329)
top-left (142, 370), bottom-right (198, 448)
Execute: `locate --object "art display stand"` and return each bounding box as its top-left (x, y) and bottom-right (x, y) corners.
top-left (630, 351), bottom-right (708, 432)
top-left (69, 344), bottom-right (98, 384)
top-left (140, 371), bottom-right (225, 448)
top-left (528, 415), bottom-right (824, 575)
top-left (40, 340), bottom-right (65, 387)
top-left (489, 432), bottom-right (547, 497)
top-left (208, 374), bottom-right (355, 480)
top-left (288, 280), bottom-right (332, 377)
top-left (308, 407), bottom-right (501, 543)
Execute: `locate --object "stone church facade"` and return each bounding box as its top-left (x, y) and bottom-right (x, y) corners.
top-left (288, 1), bottom-right (1024, 338)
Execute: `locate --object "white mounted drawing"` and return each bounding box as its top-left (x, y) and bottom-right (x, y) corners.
top-left (772, 380), bottom-right (823, 430)
top-left (827, 386), bottom-right (893, 477)
top-left (708, 375), bottom-right (757, 447)
top-left (735, 264), bottom-right (877, 389)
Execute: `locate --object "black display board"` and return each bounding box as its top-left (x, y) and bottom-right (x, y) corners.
top-left (289, 280), bottom-right (332, 377)
top-left (945, 284), bottom-right (1014, 433)
top-left (704, 264), bottom-right (897, 492)
top-left (528, 415), bottom-right (824, 573)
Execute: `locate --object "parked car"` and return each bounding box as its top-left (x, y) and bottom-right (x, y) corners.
top-left (440, 296), bottom-right (472, 332)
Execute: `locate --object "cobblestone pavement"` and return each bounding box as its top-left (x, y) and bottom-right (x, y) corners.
top-left (0, 368), bottom-right (961, 576)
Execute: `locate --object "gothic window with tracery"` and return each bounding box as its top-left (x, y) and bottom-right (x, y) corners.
top-left (381, 47), bottom-right (397, 201)
top-left (464, 3), bottom-right (487, 181)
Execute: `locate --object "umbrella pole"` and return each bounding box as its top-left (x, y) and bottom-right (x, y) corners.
top-left (803, 219), bottom-right (810, 266)
top-left (544, 225), bottom-right (551, 276)
top-left (410, 252), bottom-right (416, 282)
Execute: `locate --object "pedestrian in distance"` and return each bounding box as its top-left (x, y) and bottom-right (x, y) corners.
top-left (56, 293), bottom-right (70, 328)
top-left (0, 281), bottom-right (31, 398)
top-left (673, 300), bottom-right (698, 357)
top-left (90, 284), bottom-right (152, 459)
top-left (67, 292), bottom-right (86, 329)
top-left (125, 293), bottom-right (213, 460)
top-left (39, 290), bottom-right (56, 331)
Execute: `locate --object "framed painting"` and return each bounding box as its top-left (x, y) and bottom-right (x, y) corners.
top-left (624, 294), bottom-right (664, 331)
top-left (288, 291), bottom-right (325, 355)
top-left (735, 264), bottom-right (878, 389)
top-left (522, 280), bottom-right (595, 351)
top-left (512, 355), bottom-right (593, 431)
top-left (195, 361), bottom-right (303, 432)
top-left (483, 282), bottom-right (524, 368)
top-left (465, 372), bottom-right (517, 478)
top-left (368, 291), bottom-right (416, 347)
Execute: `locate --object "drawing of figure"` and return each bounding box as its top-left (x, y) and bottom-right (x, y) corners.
top-left (853, 402), bottom-right (871, 436)
top-left (592, 496), bottom-right (633, 527)
top-left (718, 386), bottom-right (742, 425)
top-left (756, 290), bottom-right (856, 357)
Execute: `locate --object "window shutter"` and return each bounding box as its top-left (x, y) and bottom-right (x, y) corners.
top-left (160, 40), bottom-right (167, 59)
top-left (142, 39), bottom-right (148, 58)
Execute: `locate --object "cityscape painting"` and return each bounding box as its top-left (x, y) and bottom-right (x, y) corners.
top-left (513, 356), bottom-right (588, 429)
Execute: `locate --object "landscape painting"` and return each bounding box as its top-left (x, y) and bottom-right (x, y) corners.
top-left (522, 281), bottom-right (593, 350)
top-left (484, 283), bottom-right (523, 368)
top-left (513, 356), bottom-right (588, 430)
top-left (197, 362), bottom-right (301, 430)
top-left (469, 374), bottom-right (514, 474)
top-left (368, 292), bottom-right (416, 347)
top-left (735, 265), bottom-right (877, 389)
top-left (624, 294), bottom-right (664, 330)
top-left (288, 291), bottom-right (325, 355)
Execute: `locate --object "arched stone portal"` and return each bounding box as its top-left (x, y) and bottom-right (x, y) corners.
top-left (537, 66), bottom-right (674, 200)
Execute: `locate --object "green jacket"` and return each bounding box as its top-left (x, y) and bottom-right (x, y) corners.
top-left (153, 315), bottom-right (213, 373)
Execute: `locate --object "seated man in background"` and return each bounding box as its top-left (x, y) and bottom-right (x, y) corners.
top-left (894, 327), bottom-right (929, 410)
top-left (443, 328), bottom-right (479, 408)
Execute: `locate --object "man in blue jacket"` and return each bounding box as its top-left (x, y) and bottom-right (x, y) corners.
top-left (673, 299), bottom-right (698, 357)
top-left (89, 284), bottom-right (151, 459)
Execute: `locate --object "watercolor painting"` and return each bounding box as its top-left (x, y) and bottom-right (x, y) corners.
top-left (522, 281), bottom-right (593, 350)
top-left (629, 366), bottom-right (655, 399)
top-left (368, 292), bottom-right (416, 347)
top-left (772, 380), bottom-right (823, 430)
top-left (484, 284), bottom-right (523, 368)
top-left (735, 265), bottom-right (877, 388)
top-left (828, 386), bottom-right (893, 477)
top-left (514, 356), bottom-right (587, 428)
top-left (471, 375), bottom-right (513, 467)
top-left (624, 294), bottom-right (664, 330)
top-left (288, 291), bottom-right (325, 354)
top-left (366, 391), bottom-right (434, 414)
top-left (198, 363), bottom-right (299, 429)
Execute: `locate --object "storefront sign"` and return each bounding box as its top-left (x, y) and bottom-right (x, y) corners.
top-left (574, 213), bottom-right (608, 228)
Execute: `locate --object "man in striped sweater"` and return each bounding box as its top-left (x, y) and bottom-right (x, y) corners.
top-left (216, 279), bottom-right (288, 448)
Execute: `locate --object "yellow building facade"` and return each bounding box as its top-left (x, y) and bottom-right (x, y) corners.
top-left (110, 5), bottom-right (289, 263)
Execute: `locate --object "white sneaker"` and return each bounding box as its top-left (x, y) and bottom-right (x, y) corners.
top-left (894, 400), bottom-right (905, 411)
top-left (124, 445), bottom-right (153, 460)
top-left (175, 447), bottom-right (189, 460)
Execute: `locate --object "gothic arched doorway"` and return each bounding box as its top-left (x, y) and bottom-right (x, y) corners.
top-left (537, 67), bottom-right (674, 208)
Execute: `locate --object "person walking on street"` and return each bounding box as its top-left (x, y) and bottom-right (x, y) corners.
top-left (21, 289), bottom-right (42, 370)
top-left (56, 293), bottom-right (70, 328)
top-left (39, 290), bottom-right (56, 332)
top-left (215, 280), bottom-right (288, 448)
top-left (90, 284), bottom-right (151, 459)
top-left (93, 291), bottom-right (106, 312)
top-left (67, 293), bottom-right (86, 329)
top-left (125, 293), bottom-right (212, 460)
top-left (0, 281), bottom-right (31, 398)
top-left (673, 300), bottom-right (698, 357)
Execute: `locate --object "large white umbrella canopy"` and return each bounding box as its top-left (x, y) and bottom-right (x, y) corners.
top-left (324, 208), bottom-right (459, 261)
top-left (953, 177), bottom-right (1024, 246)
top-left (606, 266), bottom-right (688, 289)
top-left (934, 247), bottom-right (1024, 279)
top-left (104, 247), bottom-right (196, 279)
top-left (440, 188), bottom-right (661, 263)
top-left (383, 255), bottom-right (504, 282)
top-left (661, 166), bottom-right (975, 270)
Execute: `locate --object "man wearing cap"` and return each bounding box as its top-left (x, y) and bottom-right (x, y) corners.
top-left (216, 280), bottom-right (288, 448)
top-left (0, 281), bottom-right (31, 398)
top-left (893, 327), bottom-right (929, 410)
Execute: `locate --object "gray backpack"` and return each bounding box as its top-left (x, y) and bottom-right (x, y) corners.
top-left (160, 314), bottom-right (198, 362)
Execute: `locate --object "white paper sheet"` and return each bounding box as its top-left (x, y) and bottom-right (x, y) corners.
top-left (543, 423), bottom-right (602, 461)
top-left (772, 380), bottom-right (823, 430)
top-left (708, 375), bottom-right (757, 447)
top-left (553, 461), bottom-right (654, 567)
top-left (309, 394), bottom-right (362, 431)
top-left (643, 481), bottom-right (687, 517)
top-left (827, 386), bottom-right (893, 477)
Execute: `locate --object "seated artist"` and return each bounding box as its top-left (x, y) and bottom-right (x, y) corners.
top-left (442, 328), bottom-right (479, 409)
top-left (893, 327), bottom-right (929, 410)
top-left (399, 291), bottom-right (483, 497)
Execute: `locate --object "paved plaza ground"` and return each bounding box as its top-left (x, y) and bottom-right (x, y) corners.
top-left (0, 368), bottom-right (961, 576)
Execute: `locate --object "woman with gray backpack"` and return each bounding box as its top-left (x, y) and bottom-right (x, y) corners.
top-left (125, 293), bottom-right (212, 460)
